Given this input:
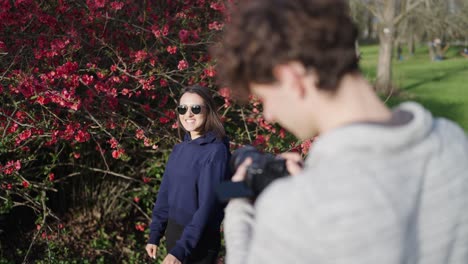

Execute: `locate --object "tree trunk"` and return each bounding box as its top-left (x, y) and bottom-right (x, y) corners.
top-left (376, 31), bottom-right (394, 94)
top-left (355, 40), bottom-right (361, 59)
top-left (408, 34), bottom-right (415, 55)
top-left (375, 0), bottom-right (396, 95)
top-left (428, 40), bottom-right (435, 60)
top-left (367, 12), bottom-right (374, 40)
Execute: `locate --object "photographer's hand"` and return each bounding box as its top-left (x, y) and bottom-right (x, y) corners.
top-left (280, 152), bottom-right (304, 176)
top-left (231, 158), bottom-right (252, 182)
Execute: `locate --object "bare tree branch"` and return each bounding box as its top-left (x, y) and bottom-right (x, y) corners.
top-left (393, 0), bottom-right (427, 25)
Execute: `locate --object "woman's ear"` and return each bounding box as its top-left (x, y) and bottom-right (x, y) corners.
top-left (272, 61), bottom-right (307, 98)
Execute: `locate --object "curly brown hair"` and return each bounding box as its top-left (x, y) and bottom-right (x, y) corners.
top-left (212, 0), bottom-right (359, 100)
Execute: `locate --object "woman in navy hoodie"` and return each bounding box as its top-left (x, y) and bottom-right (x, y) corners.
top-left (146, 85), bottom-right (230, 264)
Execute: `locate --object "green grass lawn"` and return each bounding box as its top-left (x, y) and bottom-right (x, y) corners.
top-left (359, 44), bottom-right (468, 131)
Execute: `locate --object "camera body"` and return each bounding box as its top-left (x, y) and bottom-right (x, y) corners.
top-left (231, 145), bottom-right (289, 197)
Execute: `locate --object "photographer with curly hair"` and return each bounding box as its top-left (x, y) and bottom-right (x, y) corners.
top-left (212, 0), bottom-right (468, 263)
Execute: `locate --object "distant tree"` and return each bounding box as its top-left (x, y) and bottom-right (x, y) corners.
top-left (351, 0), bottom-right (468, 94)
top-left (351, 0), bottom-right (427, 95)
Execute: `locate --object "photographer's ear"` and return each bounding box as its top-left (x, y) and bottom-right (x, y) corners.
top-left (273, 61), bottom-right (308, 98)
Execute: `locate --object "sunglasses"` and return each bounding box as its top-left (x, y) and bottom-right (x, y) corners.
top-left (176, 104), bottom-right (205, 115)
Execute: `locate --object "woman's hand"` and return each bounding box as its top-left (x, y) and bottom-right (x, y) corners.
top-left (162, 254), bottom-right (182, 264)
top-left (145, 243), bottom-right (158, 260)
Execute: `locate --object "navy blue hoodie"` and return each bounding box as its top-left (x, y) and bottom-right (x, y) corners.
top-left (148, 131), bottom-right (231, 261)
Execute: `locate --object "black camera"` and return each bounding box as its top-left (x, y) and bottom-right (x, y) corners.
top-left (216, 145), bottom-right (289, 201)
top-left (230, 145), bottom-right (289, 196)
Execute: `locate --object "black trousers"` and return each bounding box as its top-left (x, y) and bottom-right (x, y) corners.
top-left (166, 219), bottom-right (220, 264)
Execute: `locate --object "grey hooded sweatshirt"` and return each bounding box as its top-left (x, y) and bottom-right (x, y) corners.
top-left (224, 102), bottom-right (468, 264)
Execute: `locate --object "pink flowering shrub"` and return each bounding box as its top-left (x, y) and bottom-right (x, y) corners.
top-left (0, 0), bottom-right (311, 261)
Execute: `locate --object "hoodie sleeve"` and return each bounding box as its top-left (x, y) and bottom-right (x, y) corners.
top-left (148, 168), bottom-right (170, 245)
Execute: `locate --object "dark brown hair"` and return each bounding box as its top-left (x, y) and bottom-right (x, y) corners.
top-left (177, 85), bottom-right (226, 139)
top-left (212, 0), bottom-right (359, 100)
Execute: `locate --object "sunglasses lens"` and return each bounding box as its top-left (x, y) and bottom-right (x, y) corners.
top-left (191, 105), bottom-right (202, 114)
top-left (177, 106), bottom-right (187, 115)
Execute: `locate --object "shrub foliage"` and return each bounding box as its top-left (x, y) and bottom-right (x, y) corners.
top-left (0, 0), bottom-right (310, 262)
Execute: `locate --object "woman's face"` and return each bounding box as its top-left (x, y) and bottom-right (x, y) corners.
top-left (178, 92), bottom-right (207, 139)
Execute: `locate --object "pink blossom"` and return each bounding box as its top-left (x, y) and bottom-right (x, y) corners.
top-left (210, 2), bottom-right (226, 12)
top-left (110, 88), bottom-right (118, 97)
top-left (22, 181), bottom-right (29, 188)
top-left (141, 104), bottom-right (151, 112)
top-left (0, 41), bottom-right (6, 51)
top-left (252, 135), bottom-right (266, 146)
top-left (133, 50), bottom-right (148, 63)
top-left (135, 129), bottom-right (145, 139)
top-left (14, 160), bottom-right (21, 170)
top-left (279, 128), bottom-right (286, 139)
top-left (92, 0), bottom-right (106, 8)
top-left (204, 66), bottom-right (216, 77)
top-left (208, 21), bottom-right (224, 31)
top-left (135, 223), bottom-right (146, 231)
top-left (112, 148), bottom-right (124, 159)
top-left (177, 60), bottom-right (189, 71)
top-left (110, 1), bottom-right (124, 10)
top-left (162, 24), bottom-right (169, 36)
top-left (75, 130), bottom-right (90, 143)
top-left (121, 88), bottom-right (131, 96)
top-left (97, 72), bottom-right (106, 79)
top-left (36, 96), bottom-right (48, 105)
top-left (159, 117), bottom-right (170, 124)
top-left (108, 137), bottom-right (119, 148)
top-left (4, 167), bottom-right (14, 175)
top-left (15, 111), bottom-right (27, 121)
top-left (48, 173), bottom-right (55, 181)
top-left (178, 29), bottom-right (190, 43)
top-left (218, 87), bottom-right (231, 99)
top-left (142, 177), bottom-right (151, 183)
top-left (18, 129), bottom-right (32, 141)
top-left (164, 110), bottom-right (176, 119)
top-left (160, 79), bottom-right (168, 87)
top-left (300, 139), bottom-right (313, 155)
top-left (8, 123), bottom-right (18, 133)
top-left (108, 122), bottom-right (116, 129)
top-left (166, 46), bottom-right (177, 54)
top-left (144, 137), bottom-right (151, 147)
top-left (111, 76), bottom-right (121, 83)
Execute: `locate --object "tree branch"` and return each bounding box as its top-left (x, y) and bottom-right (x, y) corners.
top-left (57, 163), bottom-right (137, 181)
top-left (393, 0), bottom-right (426, 26)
